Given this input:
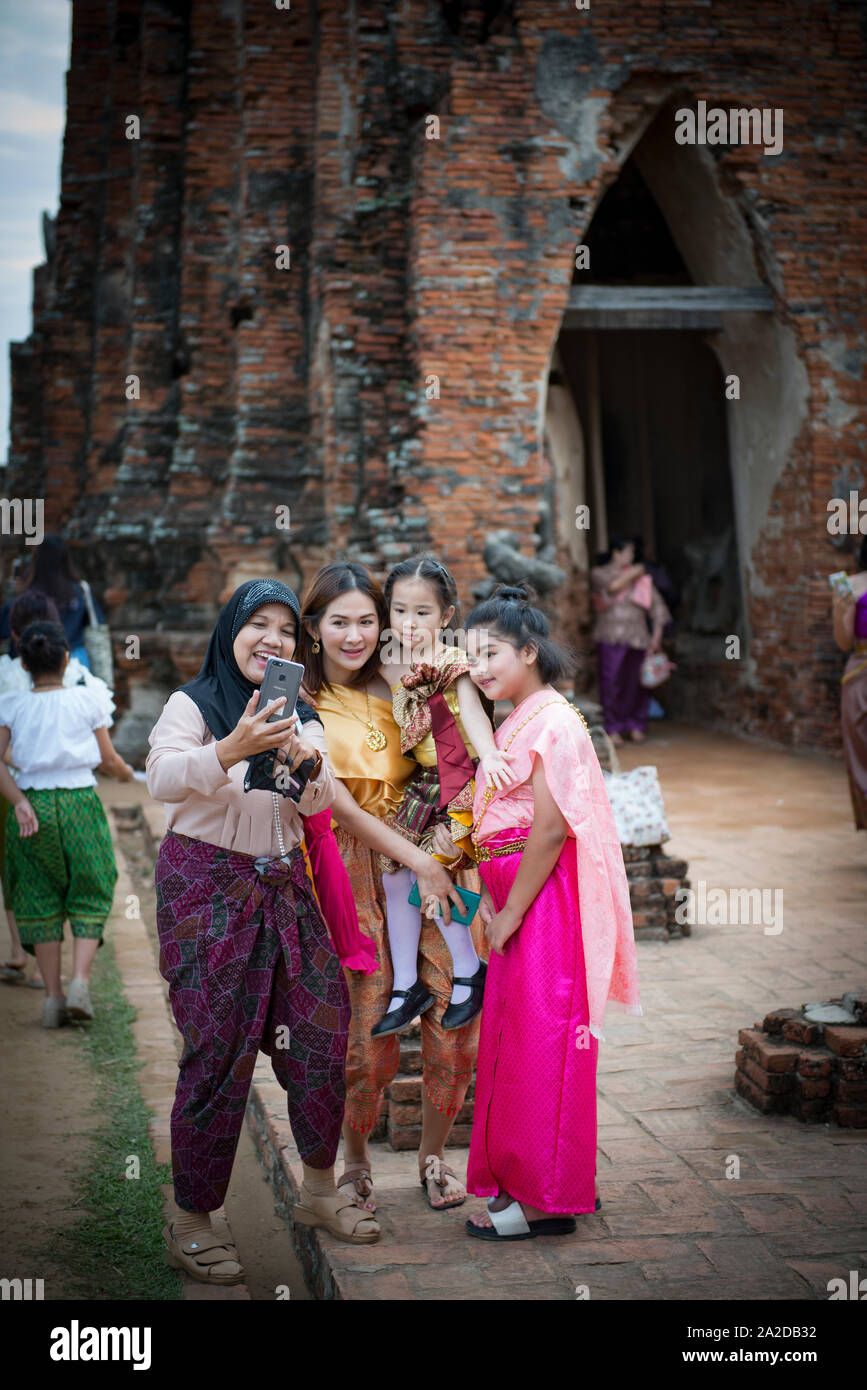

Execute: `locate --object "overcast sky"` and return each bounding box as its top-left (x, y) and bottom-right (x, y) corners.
top-left (0, 0), bottom-right (70, 467)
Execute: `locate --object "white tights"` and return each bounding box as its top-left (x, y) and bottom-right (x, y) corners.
top-left (382, 867), bottom-right (480, 1007)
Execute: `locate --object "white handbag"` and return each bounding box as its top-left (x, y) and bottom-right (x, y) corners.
top-left (80, 579), bottom-right (115, 689)
top-left (591, 725), bottom-right (671, 847)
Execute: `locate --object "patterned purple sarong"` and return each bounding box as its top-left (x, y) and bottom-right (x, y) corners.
top-left (155, 830), bottom-right (351, 1212)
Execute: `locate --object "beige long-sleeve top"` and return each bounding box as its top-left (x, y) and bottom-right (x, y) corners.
top-left (146, 690), bottom-right (335, 857)
top-left (590, 561), bottom-right (672, 650)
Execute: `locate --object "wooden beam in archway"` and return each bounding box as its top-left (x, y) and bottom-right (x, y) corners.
top-left (564, 285), bottom-right (774, 330)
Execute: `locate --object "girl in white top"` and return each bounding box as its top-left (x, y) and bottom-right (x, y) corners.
top-left (0, 645), bottom-right (114, 714)
top-left (0, 621), bottom-right (133, 1029)
top-left (0, 591), bottom-right (114, 986)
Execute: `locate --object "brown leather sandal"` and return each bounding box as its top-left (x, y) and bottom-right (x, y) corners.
top-left (294, 1184), bottom-right (381, 1244)
top-left (419, 1155), bottom-right (466, 1210)
top-left (163, 1223), bottom-right (245, 1285)
top-left (337, 1163), bottom-right (376, 1212)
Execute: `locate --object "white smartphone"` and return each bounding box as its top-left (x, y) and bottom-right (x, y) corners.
top-left (258, 657), bottom-right (305, 723)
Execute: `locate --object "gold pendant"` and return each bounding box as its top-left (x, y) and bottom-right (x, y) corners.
top-left (365, 726), bottom-right (387, 752)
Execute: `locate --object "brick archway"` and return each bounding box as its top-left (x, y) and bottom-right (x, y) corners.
top-left (537, 91), bottom-right (808, 720)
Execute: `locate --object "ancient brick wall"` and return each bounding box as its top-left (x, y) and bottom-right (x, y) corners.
top-left (5, 0), bottom-right (865, 750)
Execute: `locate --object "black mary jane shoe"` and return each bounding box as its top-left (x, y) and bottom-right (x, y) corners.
top-left (440, 960), bottom-right (487, 1032)
top-left (370, 979), bottom-right (435, 1038)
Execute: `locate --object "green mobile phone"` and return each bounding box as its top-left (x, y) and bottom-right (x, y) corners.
top-left (408, 880), bottom-right (481, 926)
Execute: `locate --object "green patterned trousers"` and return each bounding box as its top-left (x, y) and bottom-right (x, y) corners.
top-left (5, 786), bottom-right (117, 950)
top-left (0, 794), bottom-right (8, 898)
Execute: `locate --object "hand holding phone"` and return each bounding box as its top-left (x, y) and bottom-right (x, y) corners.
top-left (408, 879), bottom-right (482, 926)
top-left (259, 657), bottom-right (305, 722)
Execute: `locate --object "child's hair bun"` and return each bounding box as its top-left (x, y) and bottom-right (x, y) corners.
top-left (494, 581), bottom-right (535, 604)
top-left (465, 584), bottom-right (575, 683)
top-left (18, 619), bottom-right (69, 679)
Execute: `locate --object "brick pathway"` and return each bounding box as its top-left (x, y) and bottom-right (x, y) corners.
top-left (246, 726), bottom-right (867, 1299)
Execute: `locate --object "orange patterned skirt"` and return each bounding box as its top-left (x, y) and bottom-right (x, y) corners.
top-left (334, 826), bottom-right (486, 1133)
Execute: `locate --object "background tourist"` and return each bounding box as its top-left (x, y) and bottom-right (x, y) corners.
top-left (0, 621), bottom-right (132, 1028)
top-left (833, 535), bottom-right (867, 830)
top-left (591, 535), bottom-right (671, 745)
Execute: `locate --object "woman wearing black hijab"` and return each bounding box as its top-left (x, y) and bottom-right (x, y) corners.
top-left (146, 580), bottom-right (380, 1285)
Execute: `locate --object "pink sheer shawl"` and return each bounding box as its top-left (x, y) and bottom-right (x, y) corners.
top-left (473, 692), bottom-right (642, 1039)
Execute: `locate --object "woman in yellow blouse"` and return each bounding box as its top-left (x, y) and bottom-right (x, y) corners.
top-left (299, 562), bottom-right (482, 1214)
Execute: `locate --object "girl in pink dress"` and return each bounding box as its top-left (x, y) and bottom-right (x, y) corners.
top-left (463, 585), bottom-right (642, 1241)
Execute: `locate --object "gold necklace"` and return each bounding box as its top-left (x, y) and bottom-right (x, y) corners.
top-left (329, 684), bottom-right (388, 752)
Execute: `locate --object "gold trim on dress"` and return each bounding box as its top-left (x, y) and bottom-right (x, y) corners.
top-left (476, 837), bottom-right (529, 861)
top-left (842, 655), bottom-right (867, 684)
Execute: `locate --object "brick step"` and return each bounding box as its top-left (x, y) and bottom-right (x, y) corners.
top-left (735, 996), bottom-right (867, 1127)
top-left (623, 842), bottom-right (690, 940)
top-left (387, 1121), bottom-right (474, 1150)
top-left (370, 1029), bottom-right (477, 1147)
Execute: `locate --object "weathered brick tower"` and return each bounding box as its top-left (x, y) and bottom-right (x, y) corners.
top-left (4, 0), bottom-right (865, 751)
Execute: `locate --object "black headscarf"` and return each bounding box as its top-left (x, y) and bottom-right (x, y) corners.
top-left (177, 578), bottom-right (317, 794)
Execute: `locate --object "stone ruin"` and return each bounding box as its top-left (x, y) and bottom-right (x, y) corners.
top-left (736, 995), bottom-right (867, 1129)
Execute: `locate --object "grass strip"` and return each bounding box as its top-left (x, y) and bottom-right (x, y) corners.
top-left (39, 938), bottom-right (182, 1300)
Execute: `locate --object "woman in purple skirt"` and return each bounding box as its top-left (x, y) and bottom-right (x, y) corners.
top-left (146, 579), bottom-right (380, 1286)
top-left (591, 536), bottom-right (671, 746)
top-left (833, 535), bottom-right (867, 830)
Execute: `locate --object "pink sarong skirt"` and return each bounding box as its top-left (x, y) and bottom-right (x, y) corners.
top-left (467, 828), bottom-right (599, 1214)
